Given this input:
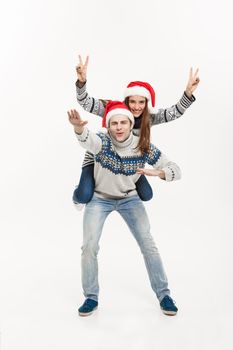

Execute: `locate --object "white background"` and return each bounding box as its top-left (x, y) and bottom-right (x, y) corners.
top-left (0, 0), bottom-right (233, 349)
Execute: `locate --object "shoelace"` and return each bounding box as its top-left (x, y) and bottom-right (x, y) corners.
top-left (83, 299), bottom-right (97, 307)
top-left (163, 296), bottom-right (176, 306)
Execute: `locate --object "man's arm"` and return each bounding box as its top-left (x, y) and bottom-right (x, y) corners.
top-left (68, 109), bottom-right (102, 154)
top-left (136, 167), bottom-right (166, 180)
top-left (137, 147), bottom-right (181, 181)
top-left (150, 68), bottom-right (200, 125)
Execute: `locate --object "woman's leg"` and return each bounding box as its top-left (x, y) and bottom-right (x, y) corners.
top-left (135, 175), bottom-right (153, 201)
top-left (73, 162), bottom-right (95, 204)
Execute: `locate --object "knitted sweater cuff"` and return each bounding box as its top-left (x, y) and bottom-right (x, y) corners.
top-left (175, 92), bottom-right (194, 115)
top-left (75, 127), bottom-right (89, 142)
top-left (76, 80), bottom-right (87, 95)
top-left (164, 166), bottom-right (176, 181)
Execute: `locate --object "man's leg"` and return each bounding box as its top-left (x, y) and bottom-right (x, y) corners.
top-left (117, 195), bottom-right (170, 302)
top-left (82, 195), bottom-right (113, 301)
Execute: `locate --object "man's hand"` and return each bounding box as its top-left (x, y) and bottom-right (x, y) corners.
top-left (136, 168), bottom-right (165, 179)
top-left (76, 55), bottom-right (89, 83)
top-left (185, 67), bottom-right (200, 98)
top-left (67, 109), bottom-right (88, 134)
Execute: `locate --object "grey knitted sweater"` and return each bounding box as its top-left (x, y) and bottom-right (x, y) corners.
top-left (75, 128), bottom-right (181, 199)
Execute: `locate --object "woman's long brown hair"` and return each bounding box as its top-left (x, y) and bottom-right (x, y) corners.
top-left (124, 97), bottom-right (151, 155)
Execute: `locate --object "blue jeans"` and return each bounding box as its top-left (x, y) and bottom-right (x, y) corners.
top-left (73, 164), bottom-right (153, 204)
top-left (81, 194), bottom-right (170, 302)
top-left (73, 165), bottom-right (95, 204)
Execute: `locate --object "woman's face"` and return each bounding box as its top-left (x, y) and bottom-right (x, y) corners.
top-left (128, 96), bottom-right (146, 118)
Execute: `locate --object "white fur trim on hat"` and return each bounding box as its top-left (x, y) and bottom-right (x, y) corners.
top-left (124, 86), bottom-right (151, 101)
top-left (106, 108), bottom-right (134, 127)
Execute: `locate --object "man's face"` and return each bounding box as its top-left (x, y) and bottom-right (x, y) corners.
top-left (108, 115), bottom-right (132, 142)
top-left (128, 96), bottom-right (146, 117)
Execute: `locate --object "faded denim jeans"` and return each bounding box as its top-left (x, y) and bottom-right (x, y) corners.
top-left (81, 194), bottom-right (170, 302)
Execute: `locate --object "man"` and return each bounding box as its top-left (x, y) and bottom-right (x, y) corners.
top-left (68, 101), bottom-right (181, 317)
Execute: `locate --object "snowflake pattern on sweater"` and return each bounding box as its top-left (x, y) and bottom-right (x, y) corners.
top-left (95, 132), bottom-right (161, 176)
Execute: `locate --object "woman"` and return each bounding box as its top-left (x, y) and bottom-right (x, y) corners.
top-left (73, 55), bottom-right (199, 209)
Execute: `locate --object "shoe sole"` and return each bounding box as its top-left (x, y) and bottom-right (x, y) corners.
top-left (78, 307), bottom-right (98, 317)
top-left (73, 203), bottom-right (85, 211)
top-left (161, 309), bottom-right (177, 316)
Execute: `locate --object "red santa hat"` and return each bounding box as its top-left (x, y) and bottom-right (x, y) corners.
top-left (102, 100), bottom-right (134, 128)
top-left (124, 81), bottom-right (156, 112)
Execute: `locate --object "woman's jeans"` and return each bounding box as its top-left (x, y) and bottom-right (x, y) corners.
top-left (81, 194), bottom-right (170, 302)
top-left (73, 164), bottom-right (153, 204)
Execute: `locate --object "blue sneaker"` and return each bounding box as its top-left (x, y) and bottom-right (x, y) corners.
top-left (78, 298), bottom-right (98, 317)
top-left (160, 295), bottom-right (178, 316)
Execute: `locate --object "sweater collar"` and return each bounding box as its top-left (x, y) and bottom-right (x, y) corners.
top-left (108, 131), bottom-right (134, 149)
